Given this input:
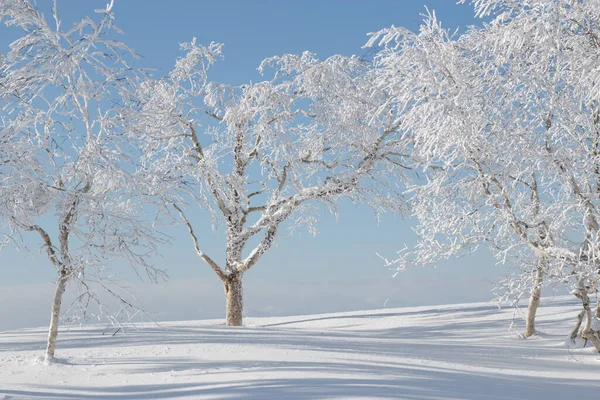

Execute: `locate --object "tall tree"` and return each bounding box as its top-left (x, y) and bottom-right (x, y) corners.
top-left (368, 9), bottom-right (559, 338)
top-left (133, 43), bottom-right (411, 326)
top-left (0, 0), bottom-right (165, 361)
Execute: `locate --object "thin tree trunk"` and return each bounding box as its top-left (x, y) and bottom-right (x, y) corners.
top-left (524, 263), bottom-right (544, 338)
top-left (570, 309), bottom-right (585, 340)
top-left (224, 273), bottom-right (243, 326)
top-left (45, 271), bottom-right (69, 361)
top-left (579, 288), bottom-right (600, 352)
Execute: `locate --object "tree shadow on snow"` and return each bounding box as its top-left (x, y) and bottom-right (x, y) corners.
top-left (1, 299), bottom-right (596, 399)
top-left (2, 367), bottom-right (599, 399)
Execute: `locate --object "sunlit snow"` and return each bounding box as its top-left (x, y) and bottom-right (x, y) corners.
top-left (1, 296), bottom-right (598, 399)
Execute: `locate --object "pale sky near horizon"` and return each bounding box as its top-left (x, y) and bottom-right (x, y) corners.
top-left (0, 1), bottom-right (513, 330)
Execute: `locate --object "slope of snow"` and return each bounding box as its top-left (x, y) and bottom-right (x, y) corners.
top-left (1, 296), bottom-right (599, 399)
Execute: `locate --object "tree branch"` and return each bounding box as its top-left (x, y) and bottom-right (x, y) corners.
top-left (240, 225), bottom-right (278, 273)
top-left (172, 203), bottom-right (227, 280)
top-left (12, 218), bottom-right (61, 267)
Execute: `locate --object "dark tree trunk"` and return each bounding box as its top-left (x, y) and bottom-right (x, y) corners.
top-left (224, 273), bottom-right (243, 326)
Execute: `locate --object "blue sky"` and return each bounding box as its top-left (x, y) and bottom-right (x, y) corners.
top-left (0, 1), bottom-right (509, 329)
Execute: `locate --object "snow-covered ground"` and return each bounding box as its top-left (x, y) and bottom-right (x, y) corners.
top-left (1, 296), bottom-right (599, 400)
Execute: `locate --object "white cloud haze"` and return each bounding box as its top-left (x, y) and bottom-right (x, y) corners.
top-left (0, 273), bottom-right (501, 332)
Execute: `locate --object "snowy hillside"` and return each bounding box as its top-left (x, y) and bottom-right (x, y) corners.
top-left (1, 297), bottom-right (599, 400)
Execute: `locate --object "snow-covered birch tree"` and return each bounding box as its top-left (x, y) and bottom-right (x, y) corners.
top-left (0, 0), bottom-right (166, 361)
top-left (367, 10), bottom-right (555, 338)
top-left (370, 0), bottom-right (600, 350)
top-left (370, 0), bottom-right (600, 346)
top-left (132, 43), bottom-right (411, 326)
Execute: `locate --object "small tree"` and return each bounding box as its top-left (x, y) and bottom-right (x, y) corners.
top-left (0, 0), bottom-right (165, 361)
top-left (134, 43), bottom-right (411, 326)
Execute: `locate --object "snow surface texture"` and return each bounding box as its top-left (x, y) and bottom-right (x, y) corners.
top-left (1, 296), bottom-right (599, 399)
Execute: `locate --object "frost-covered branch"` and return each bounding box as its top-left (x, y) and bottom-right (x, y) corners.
top-left (172, 203), bottom-right (226, 280)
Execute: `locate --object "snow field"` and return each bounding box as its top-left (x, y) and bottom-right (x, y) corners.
top-left (1, 296), bottom-right (599, 399)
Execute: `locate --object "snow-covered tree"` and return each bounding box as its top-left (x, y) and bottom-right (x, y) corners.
top-left (0, 0), bottom-right (166, 361)
top-left (370, 1), bottom-right (600, 347)
top-left (465, 0), bottom-right (600, 347)
top-left (132, 42), bottom-right (411, 326)
top-left (367, 10), bottom-right (555, 338)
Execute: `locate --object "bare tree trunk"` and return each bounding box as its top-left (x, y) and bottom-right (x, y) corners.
top-left (525, 263), bottom-right (544, 338)
top-left (224, 273), bottom-right (243, 326)
top-left (45, 271), bottom-right (69, 361)
top-left (570, 309), bottom-right (585, 340)
top-left (579, 288), bottom-right (600, 352)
